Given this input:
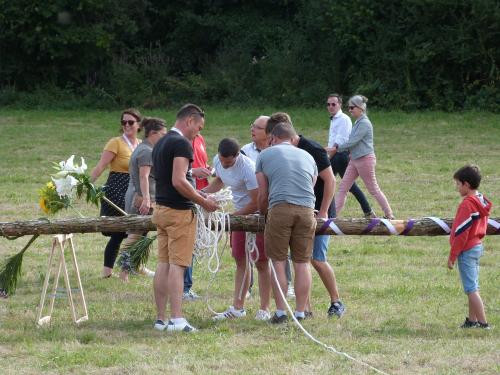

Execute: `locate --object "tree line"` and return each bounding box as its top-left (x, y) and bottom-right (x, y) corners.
top-left (0, 0), bottom-right (498, 111)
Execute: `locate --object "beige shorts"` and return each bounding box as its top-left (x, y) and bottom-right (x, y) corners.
top-left (264, 203), bottom-right (316, 263)
top-left (152, 205), bottom-right (197, 267)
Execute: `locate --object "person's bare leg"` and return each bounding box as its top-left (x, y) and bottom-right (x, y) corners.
top-left (271, 260), bottom-right (288, 311)
top-left (168, 264), bottom-right (187, 319)
top-left (255, 260), bottom-right (271, 311)
top-left (311, 259), bottom-right (340, 302)
top-left (293, 262), bottom-right (312, 312)
top-left (233, 257), bottom-right (251, 310)
top-left (468, 291), bottom-right (487, 323)
top-left (154, 262), bottom-right (170, 321)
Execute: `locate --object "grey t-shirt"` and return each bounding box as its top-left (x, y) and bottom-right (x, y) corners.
top-left (255, 143), bottom-right (317, 209)
top-left (125, 141), bottom-right (155, 213)
top-left (213, 153), bottom-right (258, 210)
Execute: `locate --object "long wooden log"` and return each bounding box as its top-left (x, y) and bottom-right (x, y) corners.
top-left (1, 215), bottom-right (499, 238)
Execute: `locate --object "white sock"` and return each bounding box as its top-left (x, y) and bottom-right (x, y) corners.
top-left (276, 310), bottom-right (287, 317)
top-left (294, 311), bottom-right (305, 319)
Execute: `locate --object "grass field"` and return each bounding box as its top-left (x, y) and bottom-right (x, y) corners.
top-left (0, 108), bottom-right (499, 374)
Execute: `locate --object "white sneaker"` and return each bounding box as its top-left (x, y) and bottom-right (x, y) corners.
top-left (212, 306), bottom-right (246, 321)
top-left (255, 309), bottom-right (271, 321)
top-left (183, 289), bottom-right (201, 301)
top-left (137, 267), bottom-right (155, 278)
top-left (153, 319), bottom-right (168, 331)
top-left (166, 319), bottom-right (197, 333)
top-left (287, 285), bottom-right (295, 299)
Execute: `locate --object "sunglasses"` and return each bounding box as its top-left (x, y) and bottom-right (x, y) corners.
top-left (348, 106), bottom-right (357, 110)
top-left (121, 120), bottom-right (137, 126)
top-left (326, 103), bottom-right (337, 107)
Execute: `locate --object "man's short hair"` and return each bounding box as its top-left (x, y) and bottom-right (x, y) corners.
top-left (271, 122), bottom-right (297, 140)
top-left (218, 138), bottom-right (240, 158)
top-left (176, 103), bottom-right (205, 120)
top-left (453, 165), bottom-right (481, 189)
top-left (327, 93), bottom-right (342, 104)
top-left (266, 112), bottom-right (292, 134)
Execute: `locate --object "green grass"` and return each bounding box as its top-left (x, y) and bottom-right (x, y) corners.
top-left (0, 108), bottom-right (499, 374)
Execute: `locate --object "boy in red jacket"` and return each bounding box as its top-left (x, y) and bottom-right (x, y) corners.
top-left (448, 165), bottom-right (492, 329)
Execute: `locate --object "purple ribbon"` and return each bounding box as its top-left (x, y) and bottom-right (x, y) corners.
top-left (362, 218), bottom-right (380, 235)
top-left (317, 218), bottom-right (334, 235)
top-left (400, 219), bottom-right (415, 236)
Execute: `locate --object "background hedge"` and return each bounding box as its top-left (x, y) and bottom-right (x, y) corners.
top-left (0, 0), bottom-right (498, 110)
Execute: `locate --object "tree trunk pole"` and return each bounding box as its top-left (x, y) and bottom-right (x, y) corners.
top-left (1, 215), bottom-right (499, 238)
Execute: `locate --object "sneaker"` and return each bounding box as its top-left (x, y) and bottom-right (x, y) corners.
top-left (137, 266), bottom-right (155, 278)
top-left (255, 309), bottom-right (271, 321)
top-left (460, 317), bottom-right (478, 328)
top-left (153, 319), bottom-right (168, 331)
top-left (183, 289), bottom-right (201, 301)
top-left (383, 215), bottom-right (395, 220)
top-left (287, 285), bottom-right (295, 299)
top-left (364, 210), bottom-right (377, 219)
top-left (270, 312), bottom-right (288, 324)
top-left (476, 322), bottom-right (491, 330)
top-left (213, 306), bottom-right (246, 321)
top-left (328, 301), bottom-right (345, 318)
top-left (166, 319), bottom-right (197, 333)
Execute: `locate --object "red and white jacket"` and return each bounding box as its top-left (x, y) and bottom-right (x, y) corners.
top-left (449, 192), bottom-right (492, 262)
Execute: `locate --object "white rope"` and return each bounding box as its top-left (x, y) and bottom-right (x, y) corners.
top-left (269, 261), bottom-right (389, 375)
top-left (425, 216), bottom-right (451, 234)
top-left (193, 188), bottom-right (233, 315)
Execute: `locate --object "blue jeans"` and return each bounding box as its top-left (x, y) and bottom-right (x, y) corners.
top-left (458, 244), bottom-right (483, 294)
top-left (183, 265), bottom-right (193, 293)
top-left (312, 235), bottom-right (330, 262)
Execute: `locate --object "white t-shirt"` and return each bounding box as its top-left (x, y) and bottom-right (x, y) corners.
top-left (240, 142), bottom-right (261, 162)
top-left (213, 153), bottom-right (258, 210)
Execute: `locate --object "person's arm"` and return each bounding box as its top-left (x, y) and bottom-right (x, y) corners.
top-left (90, 151), bottom-right (116, 182)
top-left (202, 176), bottom-right (225, 194)
top-left (317, 167), bottom-right (336, 219)
top-left (448, 201), bottom-right (474, 268)
top-left (337, 121), bottom-right (369, 152)
top-left (138, 165), bottom-right (152, 215)
top-left (192, 167), bottom-right (212, 179)
top-left (233, 188), bottom-right (259, 215)
top-left (256, 172), bottom-right (269, 215)
top-left (172, 156), bottom-right (218, 212)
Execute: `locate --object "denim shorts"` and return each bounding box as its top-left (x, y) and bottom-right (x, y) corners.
top-left (312, 235), bottom-right (330, 262)
top-left (457, 244), bottom-right (483, 294)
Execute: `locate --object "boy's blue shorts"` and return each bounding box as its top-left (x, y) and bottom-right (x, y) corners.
top-left (457, 244), bottom-right (483, 294)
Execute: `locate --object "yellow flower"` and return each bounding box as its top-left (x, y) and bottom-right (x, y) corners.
top-left (39, 198), bottom-right (49, 214)
top-left (46, 182), bottom-right (55, 189)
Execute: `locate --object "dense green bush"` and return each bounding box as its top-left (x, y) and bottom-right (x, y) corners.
top-left (0, 0), bottom-right (498, 110)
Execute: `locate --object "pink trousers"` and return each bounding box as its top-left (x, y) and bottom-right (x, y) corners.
top-left (334, 153), bottom-right (393, 217)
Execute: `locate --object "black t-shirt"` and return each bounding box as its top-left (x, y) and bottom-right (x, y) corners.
top-left (297, 135), bottom-right (335, 216)
top-left (153, 130), bottom-right (195, 209)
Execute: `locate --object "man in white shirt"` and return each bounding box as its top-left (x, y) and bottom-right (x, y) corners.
top-left (325, 94), bottom-right (374, 218)
top-left (241, 115), bottom-right (270, 160)
top-left (205, 138), bottom-right (272, 321)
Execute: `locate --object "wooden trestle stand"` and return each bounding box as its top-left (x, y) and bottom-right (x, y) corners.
top-left (36, 234), bottom-right (88, 326)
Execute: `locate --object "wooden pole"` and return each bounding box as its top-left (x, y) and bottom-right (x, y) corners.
top-left (1, 215), bottom-right (499, 238)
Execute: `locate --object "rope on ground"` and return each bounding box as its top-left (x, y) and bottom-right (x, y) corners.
top-left (269, 261), bottom-right (390, 375)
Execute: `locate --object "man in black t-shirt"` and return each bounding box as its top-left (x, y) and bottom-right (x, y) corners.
top-left (151, 104), bottom-right (218, 333)
top-left (266, 112), bottom-right (346, 319)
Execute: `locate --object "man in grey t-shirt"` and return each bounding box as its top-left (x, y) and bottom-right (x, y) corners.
top-left (255, 122), bottom-right (317, 323)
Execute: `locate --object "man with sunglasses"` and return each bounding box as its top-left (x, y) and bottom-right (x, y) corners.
top-left (325, 94), bottom-right (374, 219)
top-left (152, 103), bottom-right (218, 333)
